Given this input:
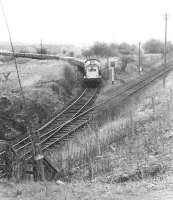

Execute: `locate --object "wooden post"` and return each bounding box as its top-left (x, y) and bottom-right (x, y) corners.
top-left (95, 131), bottom-right (101, 155)
top-left (164, 13), bottom-right (168, 68)
top-left (129, 110), bottom-right (135, 136)
top-left (34, 132), bottom-right (47, 195)
top-left (111, 66), bottom-right (115, 84)
top-left (151, 96), bottom-right (155, 118)
top-left (88, 158), bottom-right (93, 180)
top-left (110, 61), bottom-right (115, 84)
top-left (66, 141), bottom-right (71, 172)
top-left (75, 69), bottom-right (78, 81)
top-left (163, 77), bottom-right (166, 88)
top-left (170, 89), bottom-right (173, 103)
top-left (163, 13), bottom-right (168, 88)
top-left (34, 144), bottom-right (45, 180)
top-left (138, 42), bottom-right (142, 74)
top-left (32, 131), bottom-right (46, 182)
top-left (106, 57), bottom-right (109, 68)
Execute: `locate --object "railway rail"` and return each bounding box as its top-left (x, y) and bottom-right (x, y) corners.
top-left (0, 65), bottom-right (173, 179)
top-left (0, 87), bottom-right (99, 178)
top-left (13, 88), bottom-right (98, 151)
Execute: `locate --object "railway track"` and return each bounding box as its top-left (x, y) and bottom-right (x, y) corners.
top-left (0, 87), bottom-right (99, 178)
top-left (21, 65), bottom-right (173, 172)
top-left (13, 88), bottom-right (98, 152)
top-left (37, 65), bottom-right (173, 154)
top-left (12, 65), bottom-right (173, 160)
top-left (91, 65), bottom-right (173, 116)
top-left (0, 65), bottom-right (173, 179)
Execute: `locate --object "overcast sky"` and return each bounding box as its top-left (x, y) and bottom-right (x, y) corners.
top-left (0, 0), bottom-right (173, 46)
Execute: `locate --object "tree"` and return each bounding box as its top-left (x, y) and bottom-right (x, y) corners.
top-left (143, 39), bottom-right (173, 54)
top-left (120, 55), bottom-right (135, 72)
top-left (109, 43), bottom-right (119, 56)
top-left (82, 42), bottom-right (137, 59)
top-left (118, 43), bottom-right (137, 55)
top-left (167, 41), bottom-right (173, 53)
top-left (62, 49), bottom-right (67, 55)
top-left (81, 42), bottom-right (137, 71)
top-left (82, 49), bottom-right (93, 58)
top-left (143, 39), bottom-right (163, 54)
top-left (119, 43), bottom-right (132, 54)
top-left (118, 43), bottom-right (136, 72)
top-left (69, 51), bottom-right (75, 57)
top-left (82, 42), bottom-right (112, 58)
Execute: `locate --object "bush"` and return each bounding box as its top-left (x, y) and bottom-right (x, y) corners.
top-left (64, 66), bottom-right (75, 86)
top-left (50, 84), bottom-right (60, 94)
top-left (0, 55), bottom-right (14, 62)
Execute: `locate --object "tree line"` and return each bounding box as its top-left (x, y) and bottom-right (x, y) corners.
top-left (82, 39), bottom-right (173, 58)
top-left (81, 39), bottom-right (173, 72)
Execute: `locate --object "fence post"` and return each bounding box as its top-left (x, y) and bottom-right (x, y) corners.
top-left (163, 77), bottom-right (166, 88)
top-left (110, 62), bottom-right (115, 85)
top-left (170, 89), bottom-right (173, 104)
top-left (129, 109), bottom-right (135, 136)
top-left (151, 96), bottom-right (155, 118)
top-left (166, 99), bottom-right (171, 129)
top-left (95, 131), bottom-right (101, 155)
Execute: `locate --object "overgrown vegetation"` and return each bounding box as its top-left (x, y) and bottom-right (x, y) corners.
top-left (0, 59), bottom-right (82, 143)
top-left (44, 75), bottom-right (173, 183)
top-left (81, 40), bottom-right (173, 73)
top-left (82, 42), bottom-right (136, 72)
top-left (143, 39), bottom-right (173, 54)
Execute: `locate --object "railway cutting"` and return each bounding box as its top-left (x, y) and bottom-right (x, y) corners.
top-left (0, 86), bottom-right (100, 179)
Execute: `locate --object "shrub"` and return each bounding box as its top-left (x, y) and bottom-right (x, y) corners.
top-left (63, 66), bottom-right (75, 86)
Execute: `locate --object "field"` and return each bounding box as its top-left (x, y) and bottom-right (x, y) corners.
top-left (0, 58), bottom-right (71, 92)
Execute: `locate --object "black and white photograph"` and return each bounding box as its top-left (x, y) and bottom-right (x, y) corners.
top-left (0, 0), bottom-right (173, 199)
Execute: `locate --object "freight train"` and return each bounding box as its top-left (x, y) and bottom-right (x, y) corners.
top-left (0, 51), bottom-right (102, 87)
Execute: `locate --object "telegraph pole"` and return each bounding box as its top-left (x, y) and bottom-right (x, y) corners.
top-left (40, 39), bottom-right (43, 54)
top-left (111, 62), bottom-right (115, 84)
top-left (163, 13), bottom-right (168, 88)
top-left (138, 42), bottom-right (142, 74)
top-left (164, 13), bottom-right (167, 68)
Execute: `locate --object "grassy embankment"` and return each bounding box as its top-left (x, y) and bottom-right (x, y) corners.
top-left (1, 61), bottom-right (173, 200)
top-left (43, 59), bottom-right (173, 181)
top-left (0, 57), bottom-right (82, 141)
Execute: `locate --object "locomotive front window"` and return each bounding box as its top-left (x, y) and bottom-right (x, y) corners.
top-left (88, 68), bottom-right (97, 72)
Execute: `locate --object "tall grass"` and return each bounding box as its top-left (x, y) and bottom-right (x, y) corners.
top-left (45, 80), bottom-right (173, 182)
top-left (9, 72), bottom-right (173, 182)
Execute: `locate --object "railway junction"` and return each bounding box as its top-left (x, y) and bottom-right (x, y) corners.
top-left (0, 59), bottom-right (172, 180)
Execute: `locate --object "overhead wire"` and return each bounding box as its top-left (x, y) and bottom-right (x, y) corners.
top-left (0, 0), bottom-right (26, 105)
top-left (0, 0), bottom-right (37, 162)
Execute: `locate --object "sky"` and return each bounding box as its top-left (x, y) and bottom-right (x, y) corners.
top-left (0, 0), bottom-right (173, 46)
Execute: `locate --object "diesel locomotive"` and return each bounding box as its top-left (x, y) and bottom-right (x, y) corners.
top-left (83, 58), bottom-right (102, 87)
